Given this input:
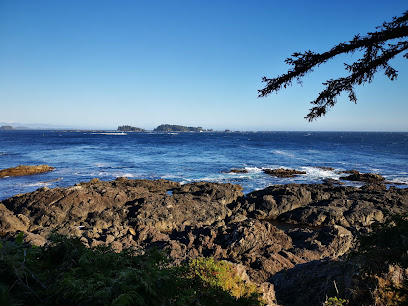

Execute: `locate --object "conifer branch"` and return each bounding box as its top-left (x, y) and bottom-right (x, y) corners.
top-left (259, 10), bottom-right (408, 120)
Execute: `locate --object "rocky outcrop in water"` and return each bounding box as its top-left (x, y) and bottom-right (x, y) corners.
top-left (227, 168), bottom-right (249, 173)
top-left (0, 165), bottom-right (54, 178)
top-left (263, 168), bottom-right (306, 178)
top-left (340, 171), bottom-right (386, 183)
top-left (1, 178), bottom-right (408, 305)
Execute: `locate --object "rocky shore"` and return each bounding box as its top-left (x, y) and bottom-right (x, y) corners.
top-left (1, 178), bottom-right (408, 305)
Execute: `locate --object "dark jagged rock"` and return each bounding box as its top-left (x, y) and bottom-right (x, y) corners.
top-left (270, 259), bottom-right (359, 305)
top-left (338, 169), bottom-right (360, 175)
top-left (235, 183), bottom-right (408, 229)
top-left (1, 178), bottom-right (408, 305)
top-left (322, 178), bottom-right (345, 185)
top-left (317, 166), bottom-right (335, 171)
top-left (131, 182), bottom-right (242, 232)
top-left (0, 165), bottom-right (54, 178)
top-left (227, 169), bottom-right (248, 173)
top-left (340, 171), bottom-right (386, 183)
top-left (235, 184), bottom-right (314, 219)
top-left (263, 168), bottom-right (306, 178)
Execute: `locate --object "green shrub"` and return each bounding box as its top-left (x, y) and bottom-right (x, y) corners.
top-left (0, 233), bottom-right (263, 305)
top-left (324, 296), bottom-right (348, 306)
top-left (187, 257), bottom-right (262, 302)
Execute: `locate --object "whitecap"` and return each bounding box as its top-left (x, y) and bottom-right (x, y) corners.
top-left (91, 132), bottom-right (127, 136)
top-left (244, 166), bottom-right (263, 173)
top-left (93, 162), bottom-right (114, 168)
top-left (25, 182), bottom-right (51, 187)
top-left (120, 173), bottom-right (134, 178)
top-left (271, 150), bottom-right (296, 158)
top-left (300, 166), bottom-right (341, 180)
top-left (385, 176), bottom-right (408, 185)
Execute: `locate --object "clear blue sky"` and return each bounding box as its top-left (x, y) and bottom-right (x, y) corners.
top-left (1, 0), bottom-right (407, 131)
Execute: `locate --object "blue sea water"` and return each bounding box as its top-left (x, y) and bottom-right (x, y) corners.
top-left (0, 130), bottom-right (407, 200)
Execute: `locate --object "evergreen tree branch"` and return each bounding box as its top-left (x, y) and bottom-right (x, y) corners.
top-left (306, 41), bottom-right (408, 120)
top-left (259, 10), bottom-right (408, 120)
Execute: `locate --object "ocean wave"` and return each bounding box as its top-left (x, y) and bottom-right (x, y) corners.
top-left (25, 178), bottom-right (63, 187)
top-left (119, 173), bottom-right (134, 178)
top-left (94, 162), bottom-right (110, 168)
top-left (91, 132), bottom-right (127, 136)
top-left (74, 171), bottom-right (135, 178)
top-left (300, 166), bottom-right (341, 180)
top-left (244, 166), bottom-right (263, 173)
top-left (102, 172), bottom-right (134, 178)
top-left (385, 176), bottom-right (408, 185)
top-left (271, 150), bottom-right (296, 158)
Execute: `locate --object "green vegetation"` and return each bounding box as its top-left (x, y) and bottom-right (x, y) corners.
top-left (324, 297), bottom-right (348, 306)
top-left (154, 124), bottom-right (203, 132)
top-left (187, 257), bottom-right (261, 302)
top-left (0, 234), bottom-right (263, 305)
top-left (352, 215), bottom-right (408, 305)
top-left (117, 125), bottom-right (146, 132)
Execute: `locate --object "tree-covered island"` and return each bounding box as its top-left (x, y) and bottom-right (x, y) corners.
top-left (117, 125), bottom-right (146, 132)
top-left (153, 124), bottom-right (204, 132)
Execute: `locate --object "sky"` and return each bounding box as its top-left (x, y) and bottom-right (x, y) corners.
top-left (0, 0), bottom-right (407, 131)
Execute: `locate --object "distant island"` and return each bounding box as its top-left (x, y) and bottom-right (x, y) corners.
top-left (117, 124), bottom-right (223, 133)
top-left (0, 125), bottom-right (13, 130)
top-left (117, 125), bottom-right (146, 132)
top-left (153, 124), bottom-right (204, 132)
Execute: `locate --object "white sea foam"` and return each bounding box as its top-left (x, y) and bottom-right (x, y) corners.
top-left (300, 166), bottom-right (341, 180)
top-left (244, 166), bottom-right (263, 173)
top-left (162, 174), bottom-right (182, 180)
top-left (94, 162), bottom-right (111, 168)
top-left (91, 132), bottom-right (127, 136)
top-left (26, 182), bottom-right (50, 187)
top-left (385, 176), bottom-right (408, 185)
top-left (118, 173), bottom-right (134, 178)
top-left (271, 150), bottom-right (296, 158)
top-left (103, 172), bottom-right (135, 178)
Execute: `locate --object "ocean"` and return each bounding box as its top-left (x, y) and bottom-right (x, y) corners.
top-left (0, 130), bottom-right (407, 200)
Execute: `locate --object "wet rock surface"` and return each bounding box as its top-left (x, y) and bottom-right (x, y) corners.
top-left (340, 171), bottom-right (386, 183)
top-left (1, 178), bottom-right (407, 305)
top-left (0, 165), bottom-right (54, 178)
top-left (263, 168), bottom-right (307, 177)
top-left (226, 168), bottom-right (249, 173)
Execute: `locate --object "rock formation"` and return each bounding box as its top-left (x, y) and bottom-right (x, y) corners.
top-left (263, 168), bottom-right (306, 177)
top-left (227, 169), bottom-right (249, 173)
top-left (1, 178), bottom-right (407, 305)
top-left (0, 165), bottom-right (54, 178)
